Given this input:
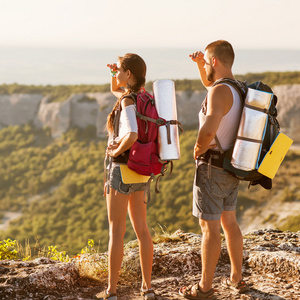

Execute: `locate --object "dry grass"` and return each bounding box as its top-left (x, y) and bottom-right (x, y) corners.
top-left (152, 225), bottom-right (182, 244)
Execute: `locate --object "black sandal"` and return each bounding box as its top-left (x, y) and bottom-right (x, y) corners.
top-left (179, 283), bottom-right (216, 299)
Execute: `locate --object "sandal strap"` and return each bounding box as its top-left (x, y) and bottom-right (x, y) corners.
top-left (222, 278), bottom-right (248, 292)
top-left (182, 283), bottom-right (214, 298)
top-left (184, 284), bottom-right (194, 292)
top-left (141, 288), bottom-right (154, 295)
top-left (103, 292), bottom-right (117, 299)
top-left (195, 286), bottom-right (214, 297)
top-left (224, 278), bottom-right (246, 288)
top-left (236, 280), bottom-right (246, 288)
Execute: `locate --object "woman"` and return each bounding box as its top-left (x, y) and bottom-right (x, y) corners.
top-left (101, 53), bottom-right (155, 300)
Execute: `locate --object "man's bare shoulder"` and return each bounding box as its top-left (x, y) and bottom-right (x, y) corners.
top-left (209, 84), bottom-right (232, 103)
top-left (207, 84), bottom-right (233, 116)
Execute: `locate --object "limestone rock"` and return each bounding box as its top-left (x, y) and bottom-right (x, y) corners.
top-left (0, 258), bottom-right (82, 299)
top-left (0, 94), bottom-right (42, 127)
top-left (70, 94), bottom-right (99, 129)
top-left (92, 92), bottom-right (117, 138)
top-left (273, 84), bottom-right (300, 142)
top-left (34, 96), bottom-right (71, 138)
top-left (69, 92), bottom-right (115, 138)
top-left (1, 85), bottom-right (300, 142)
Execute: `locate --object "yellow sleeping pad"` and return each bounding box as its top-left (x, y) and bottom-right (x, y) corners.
top-left (258, 132), bottom-right (293, 179)
top-left (119, 164), bottom-right (150, 184)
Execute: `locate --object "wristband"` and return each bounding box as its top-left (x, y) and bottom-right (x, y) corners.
top-left (110, 70), bottom-right (117, 78)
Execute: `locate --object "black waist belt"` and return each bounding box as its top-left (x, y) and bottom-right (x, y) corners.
top-left (198, 149), bottom-right (225, 168)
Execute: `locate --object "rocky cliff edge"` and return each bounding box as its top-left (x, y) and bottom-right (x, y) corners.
top-left (0, 229), bottom-right (299, 300)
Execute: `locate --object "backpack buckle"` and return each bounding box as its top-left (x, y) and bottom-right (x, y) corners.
top-left (156, 118), bottom-right (166, 126)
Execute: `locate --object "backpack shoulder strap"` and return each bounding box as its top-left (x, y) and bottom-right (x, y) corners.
top-left (212, 78), bottom-right (247, 104)
top-left (113, 103), bottom-right (121, 138)
top-left (122, 93), bottom-right (137, 103)
top-left (132, 91), bottom-right (167, 126)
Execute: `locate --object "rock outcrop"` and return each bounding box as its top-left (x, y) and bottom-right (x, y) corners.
top-left (0, 258), bottom-right (81, 299)
top-left (0, 94), bottom-right (42, 127)
top-left (1, 84), bottom-right (300, 142)
top-left (273, 84), bottom-right (300, 142)
top-left (1, 229), bottom-right (299, 299)
top-left (34, 96), bottom-right (71, 138)
top-left (33, 93), bottom-right (115, 138)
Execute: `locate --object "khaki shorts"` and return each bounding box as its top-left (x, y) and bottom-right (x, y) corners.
top-left (193, 162), bottom-right (239, 220)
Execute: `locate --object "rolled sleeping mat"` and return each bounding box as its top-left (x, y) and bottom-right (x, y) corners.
top-left (153, 79), bottom-right (180, 160)
top-left (231, 88), bottom-right (273, 171)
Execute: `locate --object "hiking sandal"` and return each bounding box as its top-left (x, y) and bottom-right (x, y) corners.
top-left (179, 283), bottom-right (216, 299)
top-left (141, 288), bottom-right (155, 299)
top-left (221, 278), bottom-right (248, 293)
top-left (97, 291), bottom-right (118, 300)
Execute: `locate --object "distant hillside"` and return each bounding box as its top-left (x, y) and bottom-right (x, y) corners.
top-left (1, 71), bottom-right (300, 99)
top-left (0, 125), bottom-right (299, 255)
top-left (0, 83), bottom-right (111, 102)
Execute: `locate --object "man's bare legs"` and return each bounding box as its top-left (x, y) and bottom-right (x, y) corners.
top-left (184, 211), bottom-right (243, 296)
top-left (183, 219), bottom-right (221, 296)
top-left (221, 210), bottom-right (243, 283)
top-left (198, 219), bottom-right (221, 292)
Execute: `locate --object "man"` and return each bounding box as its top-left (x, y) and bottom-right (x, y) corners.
top-left (179, 40), bottom-right (248, 299)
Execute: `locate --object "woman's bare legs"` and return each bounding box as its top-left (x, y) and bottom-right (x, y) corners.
top-left (106, 188), bottom-right (129, 294)
top-left (128, 191), bottom-right (153, 290)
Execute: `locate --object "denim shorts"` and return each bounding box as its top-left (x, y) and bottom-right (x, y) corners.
top-left (193, 162), bottom-right (239, 220)
top-left (107, 163), bottom-right (147, 195)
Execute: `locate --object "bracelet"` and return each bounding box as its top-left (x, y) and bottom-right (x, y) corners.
top-left (110, 70), bottom-right (117, 78)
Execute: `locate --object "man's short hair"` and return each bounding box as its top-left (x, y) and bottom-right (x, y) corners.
top-left (205, 40), bottom-right (235, 68)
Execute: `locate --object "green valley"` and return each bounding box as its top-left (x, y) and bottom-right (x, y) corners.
top-left (0, 124), bottom-right (299, 255)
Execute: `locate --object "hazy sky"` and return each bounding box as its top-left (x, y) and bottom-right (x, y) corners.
top-left (1, 0), bottom-right (300, 50)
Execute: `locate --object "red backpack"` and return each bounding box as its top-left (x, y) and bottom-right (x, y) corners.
top-left (107, 90), bottom-right (182, 202)
top-left (123, 91), bottom-right (167, 176)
